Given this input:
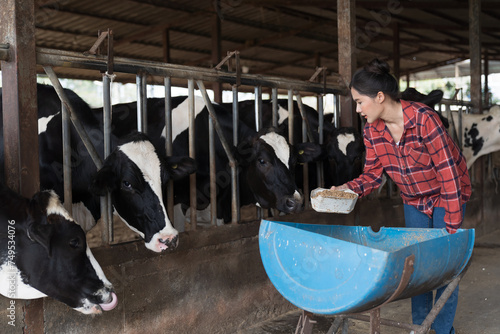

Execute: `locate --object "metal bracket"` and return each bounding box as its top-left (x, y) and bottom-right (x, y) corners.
top-left (308, 66), bottom-right (327, 94)
top-left (84, 29), bottom-right (114, 74)
top-left (215, 50), bottom-right (241, 86)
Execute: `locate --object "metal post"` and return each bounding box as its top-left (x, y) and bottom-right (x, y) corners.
top-left (271, 87), bottom-right (278, 128)
top-left (232, 85), bottom-right (240, 223)
top-left (188, 79), bottom-right (197, 229)
top-left (288, 90), bottom-right (294, 144)
top-left (164, 77), bottom-right (175, 223)
top-left (136, 73), bottom-right (148, 133)
top-left (255, 86), bottom-right (262, 132)
top-left (61, 103), bottom-right (72, 215)
top-left (101, 73), bottom-right (113, 244)
top-left (317, 95), bottom-right (325, 188)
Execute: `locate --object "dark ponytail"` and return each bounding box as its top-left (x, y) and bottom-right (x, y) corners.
top-left (350, 59), bottom-right (399, 101)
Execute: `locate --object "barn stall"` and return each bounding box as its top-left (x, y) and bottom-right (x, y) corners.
top-left (1, 1), bottom-right (500, 333)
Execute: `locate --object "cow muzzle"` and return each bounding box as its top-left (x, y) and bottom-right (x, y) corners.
top-left (157, 234), bottom-right (179, 252)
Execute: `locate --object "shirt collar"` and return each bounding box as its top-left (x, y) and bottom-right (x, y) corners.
top-left (368, 100), bottom-right (416, 135)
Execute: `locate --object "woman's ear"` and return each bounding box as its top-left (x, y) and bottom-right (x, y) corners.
top-left (376, 91), bottom-right (386, 104)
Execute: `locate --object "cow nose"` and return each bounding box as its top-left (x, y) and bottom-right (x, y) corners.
top-left (159, 235), bottom-right (179, 250)
top-left (285, 198), bottom-right (299, 211)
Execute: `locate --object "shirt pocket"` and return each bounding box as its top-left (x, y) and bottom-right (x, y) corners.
top-left (403, 143), bottom-right (431, 168)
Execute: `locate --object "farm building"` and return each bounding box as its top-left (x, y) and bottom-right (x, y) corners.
top-left (1, 1), bottom-right (500, 333)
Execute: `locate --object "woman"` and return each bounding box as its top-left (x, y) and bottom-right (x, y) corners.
top-left (332, 59), bottom-right (471, 334)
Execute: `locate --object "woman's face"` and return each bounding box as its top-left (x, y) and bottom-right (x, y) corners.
top-left (351, 88), bottom-right (383, 124)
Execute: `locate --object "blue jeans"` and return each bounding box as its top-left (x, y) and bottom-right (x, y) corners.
top-left (403, 204), bottom-right (466, 334)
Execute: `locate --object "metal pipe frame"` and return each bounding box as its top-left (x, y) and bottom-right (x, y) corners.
top-left (38, 47), bottom-right (345, 230)
top-left (36, 48), bottom-right (346, 96)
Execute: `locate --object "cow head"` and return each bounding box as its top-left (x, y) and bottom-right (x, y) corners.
top-left (90, 132), bottom-right (196, 252)
top-left (235, 128), bottom-right (322, 213)
top-left (3, 190), bottom-right (116, 314)
top-left (323, 127), bottom-right (365, 186)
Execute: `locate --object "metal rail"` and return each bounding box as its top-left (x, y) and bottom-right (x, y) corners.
top-left (36, 48), bottom-right (346, 95)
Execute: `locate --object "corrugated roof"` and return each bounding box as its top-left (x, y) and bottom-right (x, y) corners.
top-left (23, 0), bottom-right (500, 88)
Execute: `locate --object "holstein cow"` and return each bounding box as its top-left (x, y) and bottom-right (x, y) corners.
top-left (0, 84), bottom-right (196, 252)
top-left (232, 99), bottom-right (365, 187)
top-left (0, 183), bottom-right (117, 314)
top-left (92, 96), bottom-right (323, 224)
top-left (452, 105), bottom-right (500, 169)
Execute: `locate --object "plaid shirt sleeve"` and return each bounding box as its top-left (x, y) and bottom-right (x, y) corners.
top-left (345, 126), bottom-right (384, 197)
top-left (420, 109), bottom-right (466, 233)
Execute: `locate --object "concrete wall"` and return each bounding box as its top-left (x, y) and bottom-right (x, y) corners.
top-left (1, 177), bottom-right (498, 333)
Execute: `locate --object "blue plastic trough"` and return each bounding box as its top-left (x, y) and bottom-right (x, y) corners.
top-left (259, 220), bottom-right (475, 315)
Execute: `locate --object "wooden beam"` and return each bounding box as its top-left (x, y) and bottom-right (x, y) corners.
top-left (337, 0), bottom-right (357, 129)
top-left (1, 0), bottom-right (39, 196)
top-left (1, 0), bottom-right (42, 332)
top-left (469, 0), bottom-right (482, 113)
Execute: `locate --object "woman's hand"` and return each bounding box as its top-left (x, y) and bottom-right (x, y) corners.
top-left (330, 184), bottom-right (349, 191)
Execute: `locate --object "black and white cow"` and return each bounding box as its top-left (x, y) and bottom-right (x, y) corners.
top-left (452, 105), bottom-right (500, 169)
top-left (1, 84), bottom-right (196, 252)
top-left (232, 99), bottom-right (365, 187)
top-left (92, 96), bottom-right (323, 224)
top-left (0, 183), bottom-right (117, 314)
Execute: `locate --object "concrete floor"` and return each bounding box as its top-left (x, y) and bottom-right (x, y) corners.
top-left (239, 229), bottom-right (500, 334)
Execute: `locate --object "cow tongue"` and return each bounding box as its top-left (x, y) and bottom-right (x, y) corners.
top-left (100, 292), bottom-right (118, 311)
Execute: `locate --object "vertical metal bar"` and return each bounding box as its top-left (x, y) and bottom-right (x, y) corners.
top-left (317, 95), bottom-right (325, 188)
top-left (255, 86), bottom-right (262, 132)
top-left (232, 85), bottom-right (240, 224)
top-left (302, 103), bottom-right (310, 208)
top-left (188, 79), bottom-right (197, 230)
top-left (61, 103), bottom-right (72, 215)
top-left (208, 116), bottom-right (217, 226)
top-left (101, 73), bottom-right (113, 244)
top-left (254, 86), bottom-right (263, 219)
top-left (334, 94), bottom-right (340, 128)
top-left (288, 90), bottom-right (294, 144)
top-left (141, 73), bottom-right (148, 133)
top-left (271, 87), bottom-right (278, 128)
top-left (164, 77), bottom-right (175, 224)
top-left (136, 73), bottom-right (147, 133)
top-left (136, 74), bottom-right (143, 132)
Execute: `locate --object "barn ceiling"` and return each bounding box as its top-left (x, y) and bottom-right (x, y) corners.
top-left (26, 0), bottom-right (500, 88)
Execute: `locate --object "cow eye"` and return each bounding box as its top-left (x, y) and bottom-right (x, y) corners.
top-left (258, 158), bottom-right (267, 166)
top-left (69, 237), bottom-right (81, 249)
top-left (122, 180), bottom-right (132, 189)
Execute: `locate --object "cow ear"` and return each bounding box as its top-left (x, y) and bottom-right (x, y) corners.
top-left (28, 223), bottom-right (54, 256)
top-left (90, 153), bottom-right (119, 196)
top-left (294, 142), bottom-right (323, 164)
top-left (163, 156), bottom-right (197, 181)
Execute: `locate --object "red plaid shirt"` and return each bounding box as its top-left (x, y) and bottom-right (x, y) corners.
top-left (346, 100), bottom-right (471, 233)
